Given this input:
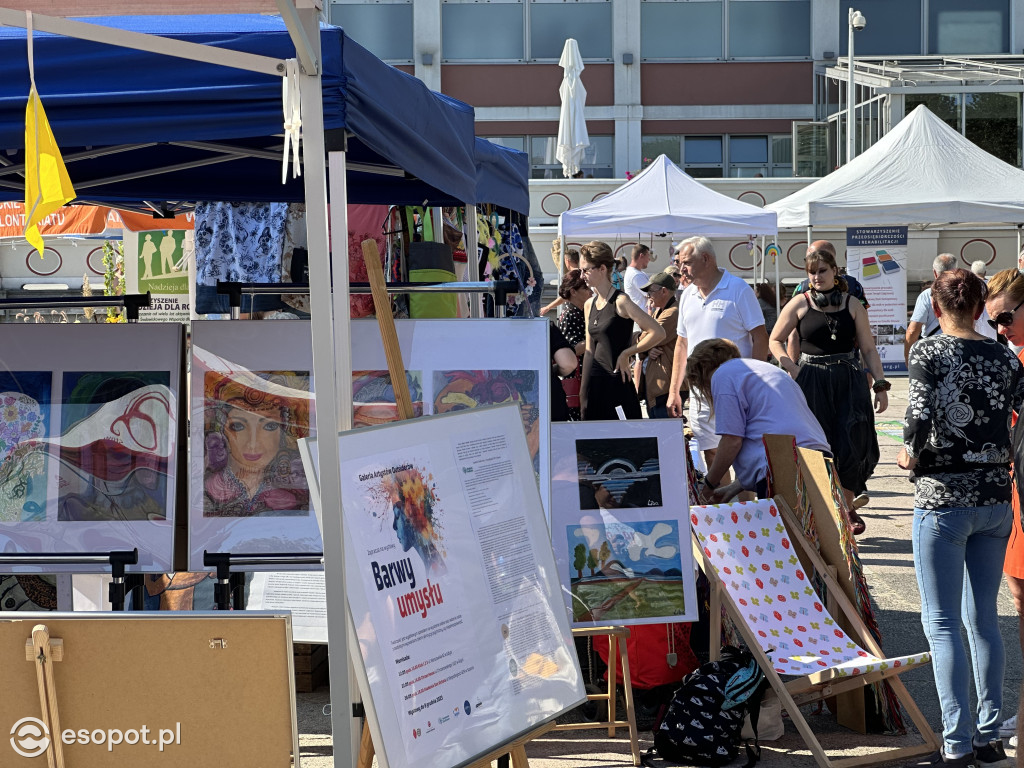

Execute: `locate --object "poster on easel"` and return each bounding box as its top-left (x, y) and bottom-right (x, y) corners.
top-left (550, 420), bottom-right (697, 628)
top-left (123, 229), bottom-right (193, 322)
top-left (301, 405), bottom-right (585, 768)
top-left (845, 226), bottom-right (908, 374)
top-left (0, 324), bottom-right (182, 572)
top-left (188, 320), bottom-right (320, 571)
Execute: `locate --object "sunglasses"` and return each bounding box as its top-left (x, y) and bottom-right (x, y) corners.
top-left (988, 296), bottom-right (1024, 329)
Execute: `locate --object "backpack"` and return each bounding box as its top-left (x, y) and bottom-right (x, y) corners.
top-left (644, 646), bottom-right (769, 767)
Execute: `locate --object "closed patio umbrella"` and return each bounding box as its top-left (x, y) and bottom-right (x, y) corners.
top-left (556, 38), bottom-right (589, 178)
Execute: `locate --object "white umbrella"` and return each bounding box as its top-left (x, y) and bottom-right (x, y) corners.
top-left (556, 38), bottom-right (589, 178)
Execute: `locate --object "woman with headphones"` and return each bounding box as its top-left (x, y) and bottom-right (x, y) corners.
top-left (768, 248), bottom-right (888, 535)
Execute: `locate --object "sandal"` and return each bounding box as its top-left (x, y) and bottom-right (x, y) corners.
top-left (848, 511), bottom-right (866, 536)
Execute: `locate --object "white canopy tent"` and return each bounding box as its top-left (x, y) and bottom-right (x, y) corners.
top-left (557, 154), bottom-right (778, 300)
top-left (767, 105), bottom-right (1024, 229)
top-left (559, 154), bottom-right (778, 239)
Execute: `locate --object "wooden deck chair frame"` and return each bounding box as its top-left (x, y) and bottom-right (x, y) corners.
top-left (692, 496), bottom-right (941, 768)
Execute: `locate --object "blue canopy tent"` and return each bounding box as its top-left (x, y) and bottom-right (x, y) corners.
top-left (0, 15), bottom-right (528, 212)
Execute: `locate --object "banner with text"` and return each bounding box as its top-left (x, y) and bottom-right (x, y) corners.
top-left (124, 230), bottom-right (192, 323)
top-left (304, 405), bottom-right (584, 768)
top-left (846, 226), bottom-right (908, 374)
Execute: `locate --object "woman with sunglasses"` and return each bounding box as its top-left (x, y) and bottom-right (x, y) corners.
top-left (985, 267), bottom-right (1024, 746)
top-left (578, 241), bottom-right (665, 420)
top-left (898, 268), bottom-right (1024, 768)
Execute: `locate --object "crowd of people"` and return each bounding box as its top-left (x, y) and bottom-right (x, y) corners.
top-left (545, 236), bottom-right (1024, 767)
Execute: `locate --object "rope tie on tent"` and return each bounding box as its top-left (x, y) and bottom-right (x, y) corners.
top-left (281, 58), bottom-right (302, 183)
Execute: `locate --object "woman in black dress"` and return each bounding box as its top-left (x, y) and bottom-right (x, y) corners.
top-left (557, 269), bottom-right (589, 420)
top-left (579, 241), bottom-right (664, 420)
top-left (768, 248), bottom-right (888, 534)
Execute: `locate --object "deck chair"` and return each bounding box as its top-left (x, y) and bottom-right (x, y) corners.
top-left (690, 497), bottom-right (940, 768)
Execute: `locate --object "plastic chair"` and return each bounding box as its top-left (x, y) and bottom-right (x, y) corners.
top-left (690, 497), bottom-right (941, 768)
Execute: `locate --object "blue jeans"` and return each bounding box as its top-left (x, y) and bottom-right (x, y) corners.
top-left (913, 503), bottom-right (1012, 755)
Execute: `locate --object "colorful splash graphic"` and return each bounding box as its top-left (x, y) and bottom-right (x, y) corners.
top-left (367, 465), bottom-right (447, 576)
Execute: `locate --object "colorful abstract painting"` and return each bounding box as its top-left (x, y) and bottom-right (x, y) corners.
top-left (352, 370), bottom-right (423, 428)
top-left (433, 370), bottom-right (540, 472)
top-left (57, 371), bottom-right (173, 521)
top-left (0, 371), bottom-right (51, 521)
top-left (202, 370), bottom-right (312, 518)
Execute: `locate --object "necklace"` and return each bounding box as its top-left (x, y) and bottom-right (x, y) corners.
top-left (823, 311), bottom-right (839, 341)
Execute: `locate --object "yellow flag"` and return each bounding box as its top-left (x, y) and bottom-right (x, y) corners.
top-left (24, 85), bottom-right (75, 254)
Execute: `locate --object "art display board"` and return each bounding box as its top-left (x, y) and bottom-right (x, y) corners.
top-left (0, 612), bottom-right (297, 767)
top-left (188, 320), bottom-right (319, 572)
top-left (123, 229), bottom-right (193, 323)
top-left (301, 404), bottom-right (585, 768)
top-left (0, 324), bottom-right (182, 573)
top-left (550, 420), bottom-right (698, 628)
top-left (845, 226), bottom-right (909, 375)
top-left (350, 318), bottom-right (551, 514)
top-left (189, 319), bottom-right (551, 570)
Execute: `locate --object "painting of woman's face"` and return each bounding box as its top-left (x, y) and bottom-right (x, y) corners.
top-left (224, 404), bottom-right (282, 476)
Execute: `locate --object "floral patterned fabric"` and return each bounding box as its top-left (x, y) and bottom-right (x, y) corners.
top-left (692, 499), bottom-right (929, 678)
top-left (904, 335), bottom-right (1024, 510)
top-left (194, 202), bottom-right (288, 286)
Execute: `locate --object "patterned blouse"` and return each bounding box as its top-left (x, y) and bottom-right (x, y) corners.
top-left (558, 304), bottom-right (586, 362)
top-left (904, 335), bottom-right (1024, 509)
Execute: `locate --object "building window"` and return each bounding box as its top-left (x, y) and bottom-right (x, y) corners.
top-left (442, 2), bottom-right (525, 61)
top-left (642, 134), bottom-right (793, 177)
top-left (327, 1), bottom-right (414, 63)
top-left (929, 0), bottom-right (1009, 54)
top-left (640, 0), bottom-right (809, 61)
top-left (838, 1), bottom-right (923, 56)
top-left (641, 1), bottom-right (723, 60)
top-left (728, 1), bottom-right (810, 59)
top-left (530, 2), bottom-right (613, 61)
top-left (441, 0), bottom-right (612, 63)
top-left (529, 135), bottom-right (614, 178)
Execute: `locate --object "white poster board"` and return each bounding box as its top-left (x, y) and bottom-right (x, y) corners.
top-left (845, 226), bottom-right (909, 375)
top-left (188, 320), bottom-right (320, 571)
top-left (302, 405), bottom-right (584, 768)
top-left (550, 420), bottom-right (698, 627)
top-left (0, 324), bottom-right (182, 572)
top-left (248, 571), bottom-right (327, 644)
top-left (123, 230), bottom-right (193, 323)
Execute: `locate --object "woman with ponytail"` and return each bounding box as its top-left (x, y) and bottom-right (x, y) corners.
top-left (899, 268), bottom-right (1024, 767)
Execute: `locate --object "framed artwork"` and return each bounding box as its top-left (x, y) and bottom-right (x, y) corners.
top-left (550, 420), bottom-right (698, 627)
top-left (189, 319), bottom-right (551, 570)
top-left (189, 321), bottom-right (319, 571)
top-left (0, 325), bottom-right (182, 572)
top-left (302, 404), bottom-right (584, 768)
top-left (348, 319), bottom-right (551, 513)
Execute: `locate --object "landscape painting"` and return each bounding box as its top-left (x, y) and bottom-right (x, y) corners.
top-left (566, 519), bottom-right (686, 623)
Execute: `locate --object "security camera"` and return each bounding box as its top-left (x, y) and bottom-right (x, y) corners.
top-left (850, 10), bottom-right (867, 30)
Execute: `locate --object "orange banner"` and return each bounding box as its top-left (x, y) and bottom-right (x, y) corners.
top-left (0, 202), bottom-right (193, 238)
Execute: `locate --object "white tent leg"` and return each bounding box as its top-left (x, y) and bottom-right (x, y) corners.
top-left (1017, 225), bottom-right (1022, 266)
top-left (466, 204), bottom-right (480, 318)
top-left (759, 235), bottom-right (765, 283)
top-left (295, 11), bottom-right (353, 761)
top-left (773, 235), bottom-right (780, 317)
top-left (558, 214), bottom-right (565, 279)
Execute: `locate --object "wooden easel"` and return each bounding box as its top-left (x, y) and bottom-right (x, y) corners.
top-left (354, 238), bottom-right (552, 768)
top-left (553, 626), bottom-right (640, 766)
top-left (24, 624), bottom-right (66, 768)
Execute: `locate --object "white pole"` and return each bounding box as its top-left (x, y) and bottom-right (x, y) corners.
top-left (846, 9), bottom-right (860, 165)
top-left (466, 204), bottom-right (480, 318)
top-left (297, 5), bottom-right (353, 763)
top-left (773, 234), bottom-right (780, 317)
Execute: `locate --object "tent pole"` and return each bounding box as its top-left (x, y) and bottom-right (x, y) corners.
top-left (1018, 225), bottom-right (1022, 265)
top-left (466, 204), bottom-right (480, 318)
top-left (295, 5), bottom-right (353, 762)
top-left (558, 213), bottom-right (565, 279)
top-left (759, 235), bottom-right (765, 283)
top-left (773, 235), bottom-right (780, 317)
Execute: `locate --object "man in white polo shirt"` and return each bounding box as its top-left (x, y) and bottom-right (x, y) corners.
top-left (623, 244), bottom-right (652, 310)
top-left (667, 236), bottom-right (768, 465)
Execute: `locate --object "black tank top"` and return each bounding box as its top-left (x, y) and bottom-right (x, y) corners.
top-left (589, 290), bottom-right (633, 376)
top-left (798, 293), bottom-right (857, 355)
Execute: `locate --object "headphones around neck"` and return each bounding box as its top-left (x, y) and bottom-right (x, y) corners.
top-left (810, 287), bottom-right (844, 308)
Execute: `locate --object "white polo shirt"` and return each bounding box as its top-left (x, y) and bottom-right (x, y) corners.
top-left (676, 269), bottom-right (765, 357)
